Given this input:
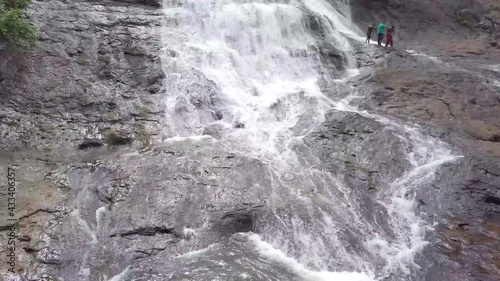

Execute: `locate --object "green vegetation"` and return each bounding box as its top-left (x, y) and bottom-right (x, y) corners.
top-left (0, 0), bottom-right (37, 49)
top-left (136, 123), bottom-right (151, 148)
top-left (105, 129), bottom-right (133, 146)
top-left (456, 14), bottom-right (471, 27)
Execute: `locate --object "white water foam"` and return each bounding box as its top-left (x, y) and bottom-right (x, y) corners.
top-left (164, 135), bottom-right (217, 145)
top-left (163, 0), bottom-right (363, 161)
top-left (492, 79), bottom-right (500, 94)
top-left (107, 266), bottom-right (132, 281)
top-left (71, 209), bottom-right (98, 244)
top-left (246, 233), bottom-right (376, 281)
top-left (163, 0), bottom-right (376, 277)
top-left (175, 246), bottom-right (212, 259)
top-left (96, 206), bottom-right (108, 231)
top-left (182, 227), bottom-right (196, 240)
top-left (405, 49), bottom-right (441, 62)
top-left (484, 64), bottom-right (500, 73)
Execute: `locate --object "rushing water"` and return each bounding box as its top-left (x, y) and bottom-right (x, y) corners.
top-left (160, 1), bottom-right (460, 280)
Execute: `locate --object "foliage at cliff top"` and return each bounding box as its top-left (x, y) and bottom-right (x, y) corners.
top-left (0, 0), bottom-right (37, 50)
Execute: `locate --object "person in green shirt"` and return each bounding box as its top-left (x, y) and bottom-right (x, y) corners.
top-left (377, 23), bottom-right (386, 46)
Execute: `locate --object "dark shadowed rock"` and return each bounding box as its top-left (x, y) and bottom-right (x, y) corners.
top-left (78, 138), bottom-right (104, 150)
top-left (105, 130), bottom-right (133, 146)
top-left (233, 121), bottom-right (245, 129)
top-left (119, 0), bottom-right (162, 7)
top-left (211, 204), bottom-right (263, 238)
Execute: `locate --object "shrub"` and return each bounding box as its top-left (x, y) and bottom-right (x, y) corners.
top-left (0, 0), bottom-right (36, 50)
top-left (4, 0), bottom-right (31, 9)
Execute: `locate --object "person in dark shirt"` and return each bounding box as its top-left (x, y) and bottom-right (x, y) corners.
top-left (366, 24), bottom-right (375, 44)
top-left (386, 25), bottom-right (395, 47)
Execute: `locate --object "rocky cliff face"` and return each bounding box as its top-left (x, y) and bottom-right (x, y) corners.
top-left (0, 0), bottom-right (499, 280)
top-left (0, 0), bottom-right (165, 152)
top-left (0, 0), bottom-right (169, 279)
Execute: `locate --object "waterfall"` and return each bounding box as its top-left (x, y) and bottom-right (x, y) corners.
top-left (161, 1), bottom-right (459, 280)
top-left (162, 0), bottom-right (360, 143)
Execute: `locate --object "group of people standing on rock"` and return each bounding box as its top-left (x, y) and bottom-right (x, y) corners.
top-left (366, 23), bottom-right (395, 47)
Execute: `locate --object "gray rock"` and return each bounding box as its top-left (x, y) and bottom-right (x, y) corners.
top-left (16, 145), bottom-right (273, 280)
top-left (105, 130), bottom-right (133, 146)
top-left (78, 138), bottom-right (104, 150)
top-left (0, 0), bottom-right (166, 151)
top-left (202, 123), bottom-right (226, 140)
top-left (233, 121), bottom-right (245, 129)
top-left (300, 110), bottom-right (411, 187)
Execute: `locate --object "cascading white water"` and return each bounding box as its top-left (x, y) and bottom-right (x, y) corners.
top-left (162, 0), bottom-right (362, 156)
top-left (162, 1), bottom-right (460, 280)
top-left (334, 101), bottom-right (461, 277)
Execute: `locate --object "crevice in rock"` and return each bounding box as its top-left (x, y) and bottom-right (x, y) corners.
top-left (213, 206), bottom-right (264, 238)
top-left (439, 98), bottom-right (456, 118)
top-left (22, 245), bottom-right (63, 266)
top-left (132, 241), bottom-right (176, 260)
top-left (18, 208), bottom-right (60, 222)
top-left (480, 168), bottom-right (500, 177)
top-left (110, 226), bottom-right (178, 238)
top-left (484, 196), bottom-right (500, 206)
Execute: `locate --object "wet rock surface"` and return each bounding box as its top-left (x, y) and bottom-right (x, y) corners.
top-left (349, 26), bottom-right (500, 281)
top-left (1, 144), bottom-right (273, 280)
top-left (347, 1), bottom-right (500, 276)
top-left (0, 0), bottom-right (166, 152)
top-left (361, 58), bottom-right (500, 156)
top-left (301, 110), bottom-right (410, 192)
top-left (0, 0), bottom-right (499, 280)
